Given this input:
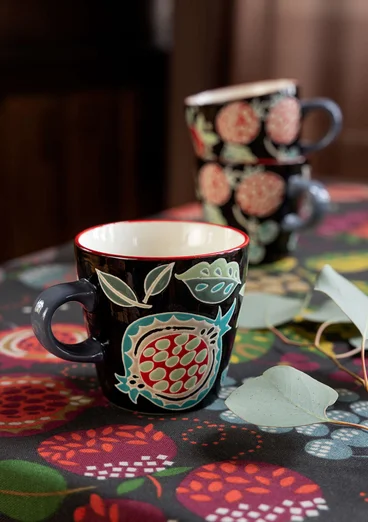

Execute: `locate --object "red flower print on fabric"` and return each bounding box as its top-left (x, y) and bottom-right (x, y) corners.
top-left (73, 494), bottom-right (166, 522)
top-left (198, 163), bottom-right (231, 206)
top-left (266, 97), bottom-right (301, 144)
top-left (38, 424), bottom-right (177, 480)
top-left (0, 374), bottom-right (93, 437)
top-left (235, 172), bottom-right (285, 217)
top-left (0, 324), bottom-right (87, 369)
top-left (177, 460), bottom-right (327, 521)
top-left (216, 102), bottom-right (260, 144)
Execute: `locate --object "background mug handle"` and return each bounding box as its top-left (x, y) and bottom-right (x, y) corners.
top-left (31, 279), bottom-right (104, 363)
top-left (300, 98), bottom-right (343, 155)
top-left (281, 175), bottom-right (331, 232)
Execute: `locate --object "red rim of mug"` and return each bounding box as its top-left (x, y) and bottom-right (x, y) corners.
top-left (75, 220), bottom-right (250, 261)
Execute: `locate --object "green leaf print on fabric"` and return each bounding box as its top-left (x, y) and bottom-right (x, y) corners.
top-left (0, 460), bottom-right (67, 522)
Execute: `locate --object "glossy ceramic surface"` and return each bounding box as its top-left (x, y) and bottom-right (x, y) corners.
top-left (32, 221), bottom-right (249, 413)
top-left (185, 79), bottom-right (342, 164)
top-left (194, 160), bottom-right (330, 264)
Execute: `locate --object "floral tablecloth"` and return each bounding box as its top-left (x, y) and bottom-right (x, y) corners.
top-left (0, 183), bottom-right (368, 522)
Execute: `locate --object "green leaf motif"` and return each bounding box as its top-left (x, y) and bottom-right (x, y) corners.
top-left (96, 269), bottom-right (151, 309)
top-left (258, 221), bottom-right (279, 245)
top-left (221, 143), bottom-right (257, 164)
top-left (225, 366), bottom-right (338, 428)
top-left (153, 466), bottom-right (192, 477)
top-left (116, 478), bottom-right (145, 495)
top-left (231, 329), bottom-right (274, 364)
top-left (315, 264), bottom-right (368, 338)
top-left (175, 258), bottom-right (241, 304)
top-left (143, 262), bottom-right (174, 303)
top-left (203, 203), bottom-right (227, 226)
top-left (237, 293), bottom-right (305, 329)
top-left (0, 460), bottom-right (66, 522)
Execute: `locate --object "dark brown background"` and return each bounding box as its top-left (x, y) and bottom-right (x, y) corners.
top-left (0, 0), bottom-right (365, 262)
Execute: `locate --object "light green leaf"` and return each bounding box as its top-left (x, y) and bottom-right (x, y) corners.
top-left (116, 478), bottom-right (145, 495)
top-left (314, 264), bottom-right (368, 337)
top-left (203, 203), bottom-right (227, 225)
top-left (153, 466), bottom-right (192, 477)
top-left (225, 366), bottom-right (338, 427)
top-left (302, 299), bottom-right (350, 324)
top-left (202, 132), bottom-right (220, 146)
top-left (96, 269), bottom-right (151, 309)
top-left (143, 263), bottom-right (174, 303)
top-left (349, 337), bottom-right (368, 349)
top-left (237, 293), bottom-right (305, 329)
top-left (0, 460), bottom-right (66, 522)
top-left (175, 259), bottom-right (241, 304)
top-left (221, 143), bottom-right (257, 163)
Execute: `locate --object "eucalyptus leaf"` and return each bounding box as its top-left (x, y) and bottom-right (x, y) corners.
top-left (175, 258), bottom-right (241, 304)
top-left (302, 300), bottom-right (351, 324)
top-left (96, 269), bottom-right (151, 309)
top-left (0, 460), bottom-right (66, 522)
top-left (237, 293), bottom-right (305, 329)
top-left (349, 337), bottom-right (368, 349)
top-left (143, 263), bottom-right (174, 303)
top-left (314, 264), bottom-right (368, 337)
top-left (225, 366), bottom-right (338, 427)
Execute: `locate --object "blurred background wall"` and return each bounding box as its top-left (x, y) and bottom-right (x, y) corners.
top-left (0, 0), bottom-right (366, 261)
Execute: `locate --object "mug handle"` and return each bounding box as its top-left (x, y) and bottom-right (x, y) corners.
top-left (300, 98), bottom-right (343, 155)
top-left (281, 175), bottom-right (330, 232)
top-left (31, 279), bottom-right (104, 363)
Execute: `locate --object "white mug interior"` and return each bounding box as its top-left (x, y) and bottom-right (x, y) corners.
top-left (76, 220), bottom-right (248, 259)
top-left (185, 78), bottom-right (298, 106)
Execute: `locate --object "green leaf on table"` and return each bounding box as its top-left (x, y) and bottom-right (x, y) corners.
top-left (143, 263), bottom-right (174, 303)
top-left (175, 258), bottom-right (241, 304)
top-left (153, 466), bottom-right (192, 477)
top-left (96, 269), bottom-right (151, 309)
top-left (302, 299), bottom-right (351, 324)
top-left (349, 337), bottom-right (368, 349)
top-left (314, 264), bottom-right (368, 337)
top-left (225, 366), bottom-right (338, 427)
top-left (237, 293), bottom-right (306, 329)
top-left (0, 460), bottom-right (66, 522)
top-left (116, 477), bottom-right (145, 495)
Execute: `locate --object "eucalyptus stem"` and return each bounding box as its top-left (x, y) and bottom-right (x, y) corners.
top-left (327, 419), bottom-right (368, 432)
top-left (361, 333), bottom-right (368, 391)
top-left (269, 324), bottom-right (365, 387)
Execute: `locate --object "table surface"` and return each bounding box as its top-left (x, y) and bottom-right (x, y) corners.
top-left (0, 182), bottom-right (368, 522)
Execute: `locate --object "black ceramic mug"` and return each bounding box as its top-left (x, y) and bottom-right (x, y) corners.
top-left (31, 221), bottom-right (249, 413)
top-left (195, 160), bottom-right (330, 264)
top-left (185, 79), bottom-right (342, 164)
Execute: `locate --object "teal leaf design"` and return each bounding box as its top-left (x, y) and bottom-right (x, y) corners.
top-left (117, 478), bottom-right (145, 495)
top-left (315, 264), bottom-right (368, 338)
top-left (225, 366), bottom-right (338, 428)
top-left (258, 220), bottom-right (279, 245)
top-left (96, 269), bottom-right (151, 309)
top-left (153, 467), bottom-right (192, 477)
top-left (237, 293), bottom-right (305, 329)
top-left (175, 258), bottom-right (241, 303)
top-left (143, 263), bottom-right (174, 304)
top-left (0, 460), bottom-right (67, 522)
top-left (248, 242), bottom-right (265, 264)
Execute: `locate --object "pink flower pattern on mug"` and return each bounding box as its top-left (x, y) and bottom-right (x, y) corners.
top-left (198, 163), bottom-right (231, 206)
top-left (266, 97), bottom-right (301, 144)
top-left (235, 172), bottom-right (285, 217)
top-left (216, 101), bottom-right (260, 144)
